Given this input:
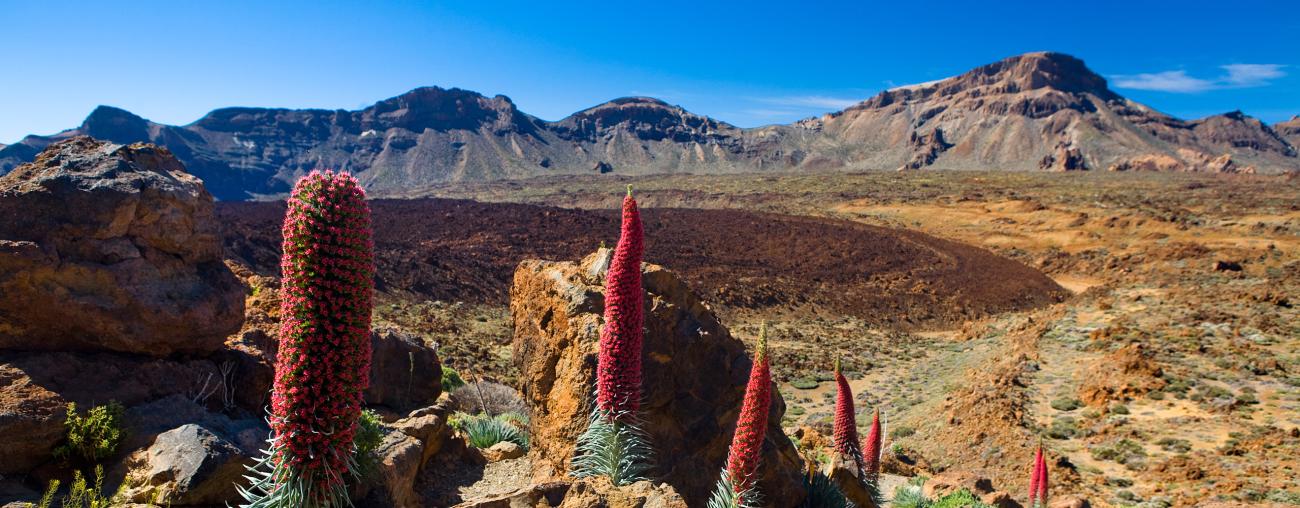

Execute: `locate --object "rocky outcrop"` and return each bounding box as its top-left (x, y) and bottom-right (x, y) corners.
top-left (1039, 141), bottom-right (1087, 171)
top-left (1078, 343), bottom-right (1166, 407)
top-left (1277, 115), bottom-right (1300, 147)
top-left (0, 137), bottom-right (243, 356)
top-left (1106, 149), bottom-right (1256, 173)
top-left (898, 128), bottom-right (951, 170)
top-left (357, 402), bottom-right (454, 508)
top-left (510, 249), bottom-right (806, 506)
top-left (826, 452), bottom-right (882, 508)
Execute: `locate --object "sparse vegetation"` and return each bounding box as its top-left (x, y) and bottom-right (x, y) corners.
top-left (452, 381), bottom-right (529, 416)
top-left (1050, 397), bottom-right (1083, 412)
top-left (54, 402), bottom-right (125, 464)
top-left (354, 409), bottom-right (387, 475)
top-left (29, 465), bottom-right (125, 508)
top-left (455, 412), bottom-right (530, 449)
top-left (441, 366), bottom-right (467, 392)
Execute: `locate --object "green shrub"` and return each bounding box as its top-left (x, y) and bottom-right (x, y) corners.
top-left (456, 412), bottom-right (529, 449)
top-left (1047, 417), bottom-right (1081, 439)
top-left (54, 402), bottom-right (125, 463)
top-left (932, 489), bottom-right (993, 508)
top-left (1156, 437), bottom-right (1192, 454)
top-left (892, 478), bottom-right (931, 508)
top-left (442, 366), bottom-right (466, 392)
top-left (354, 409), bottom-right (387, 474)
top-left (791, 378), bottom-right (820, 390)
top-left (891, 425), bottom-right (916, 439)
top-left (32, 465), bottom-right (124, 508)
top-left (1051, 397), bottom-right (1083, 411)
top-left (1110, 403), bottom-right (1130, 415)
top-left (1092, 438), bottom-right (1147, 465)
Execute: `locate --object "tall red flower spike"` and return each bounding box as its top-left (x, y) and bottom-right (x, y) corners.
top-left (862, 407), bottom-right (883, 484)
top-left (1029, 443), bottom-right (1044, 507)
top-left (266, 170), bottom-right (374, 504)
top-left (1037, 445), bottom-right (1050, 506)
top-left (831, 357), bottom-right (863, 471)
top-left (597, 185), bottom-right (645, 416)
top-left (725, 324), bottom-right (773, 500)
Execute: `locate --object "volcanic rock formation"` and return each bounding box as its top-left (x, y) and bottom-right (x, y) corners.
top-left (0, 136), bottom-right (244, 355)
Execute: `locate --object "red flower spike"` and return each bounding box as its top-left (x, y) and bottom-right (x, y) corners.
top-left (1037, 444), bottom-right (1050, 506)
top-left (832, 356), bottom-right (863, 472)
top-left (597, 185), bottom-right (645, 416)
top-left (725, 324), bottom-right (773, 500)
top-left (862, 407), bottom-right (883, 484)
top-left (270, 170), bottom-right (374, 501)
top-left (1029, 443), bottom-right (1044, 506)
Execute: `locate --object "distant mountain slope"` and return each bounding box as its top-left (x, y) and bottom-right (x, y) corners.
top-left (2, 52), bottom-right (1296, 200)
top-left (1277, 116), bottom-right (1300, 147)
top-left (804, 52), bottom-right (1297, 172)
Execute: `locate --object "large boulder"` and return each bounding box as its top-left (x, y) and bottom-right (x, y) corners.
top-left (120, 423), bottom-right (255, 506)
top-left (510, 249), bottom-right (806, 506)
top-left (366, 327), bottom-right (443, 412)
top-left (0, 137), bottom-right (243, 356)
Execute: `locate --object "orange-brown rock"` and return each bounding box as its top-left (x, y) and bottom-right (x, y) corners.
top-left (510, 249), bottom-right (806, 506)
top-left (825, 451), bottom-right (882, 508)
top-left (1078, 343), bottom-right (1166, 406)
top-left (0, 137), bottom-right (243, 356)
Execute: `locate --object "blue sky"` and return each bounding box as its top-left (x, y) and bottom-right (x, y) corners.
top-left (2, 0), bottom-right (1297, 144)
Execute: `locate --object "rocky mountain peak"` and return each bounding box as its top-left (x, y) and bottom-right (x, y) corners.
top-left (79, 105), bottom-right (152, 144)
top-left (360, 86), bottom-right (534, 134)
top-left (981, 52), bottom-right (1116, 97)
top-left (1274, 115), bottom-right (1300, 135)
top-left (552, 96), bottom-right (731, 144)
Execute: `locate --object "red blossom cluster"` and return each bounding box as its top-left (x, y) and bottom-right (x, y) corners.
top-left (597, 187), bottom-right (645, 416)
top-left (1029, 443), bottom-right (1049, 507)
top-left (725, 326), bottom-right (772, 501)
top-left (862, 408), bottom-right (882, 485)
top-left (831, 357), bottom-right (863, 471)
top-left (270, 170), bottom-right (374, 495)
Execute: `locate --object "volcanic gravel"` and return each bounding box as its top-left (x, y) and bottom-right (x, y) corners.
top-left (217, 198), bottom-right (1066, 328)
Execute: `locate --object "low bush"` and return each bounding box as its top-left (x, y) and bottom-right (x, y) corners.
top-left (31, 465), bottom-right (124, 508)
top-left (54, 402), bottom-right (125, 464)
top-left (1156, 437), bottom-right (1192, 454)
top-left (354, 409), bottom-right (387, 474)
top-left (452, 381), bottom-right (529, 416)
top-left (1050, 397), bottom-right (1083, 411)
top-left (441, 366), bottom-right (466, 392)
top-left (791, 378), bottom-right (820, 390)
top-left (932, 489), bottom-right (993, 508)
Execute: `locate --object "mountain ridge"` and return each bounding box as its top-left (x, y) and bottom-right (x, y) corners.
top-left (3, 52), bottom-right (1296, 200)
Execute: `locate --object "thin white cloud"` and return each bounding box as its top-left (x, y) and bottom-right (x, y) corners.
top-left (754, 95), bottom-right (862, 110)
top-left (1112, 64), bottom-right (1287, 93)
top-left (1221, 64), bottom-right (1286, 87)
top-left (1112, 70), bottom-right (1215, 92)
